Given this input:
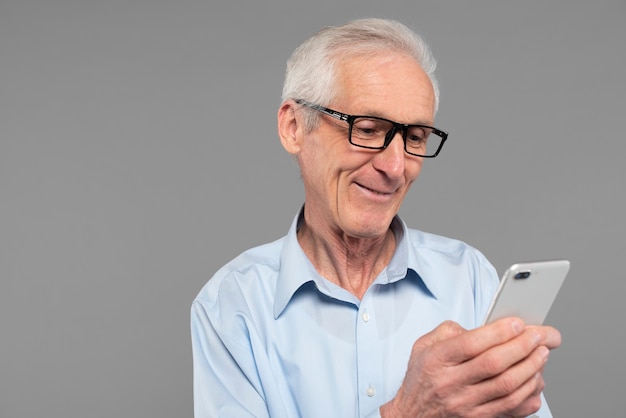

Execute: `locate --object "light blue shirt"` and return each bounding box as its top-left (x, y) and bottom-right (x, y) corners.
top-left (191, 211), bottom-right (552, 417)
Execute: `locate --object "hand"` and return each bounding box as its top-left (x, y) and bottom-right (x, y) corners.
top-left (380, 318), bottom-right (561, 418)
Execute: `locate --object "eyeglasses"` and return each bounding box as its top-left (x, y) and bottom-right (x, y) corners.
top-left (294, 99), bottom-right (448, 158)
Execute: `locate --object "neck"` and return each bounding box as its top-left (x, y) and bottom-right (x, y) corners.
top-left (297, 215), bottom-right (397, 300)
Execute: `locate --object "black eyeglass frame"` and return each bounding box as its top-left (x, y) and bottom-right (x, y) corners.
top-left (294, 99), bottom-right (448, 158)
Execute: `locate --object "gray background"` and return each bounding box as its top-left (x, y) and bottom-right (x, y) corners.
top-left (1, 0), bottom-right (624, 417)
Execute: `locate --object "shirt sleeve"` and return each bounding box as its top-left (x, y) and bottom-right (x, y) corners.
top-left (191, 299), bottom-right (270, 418)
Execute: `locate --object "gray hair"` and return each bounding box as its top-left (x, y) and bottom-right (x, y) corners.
top-left (281, 18), bottom-right (440, 131)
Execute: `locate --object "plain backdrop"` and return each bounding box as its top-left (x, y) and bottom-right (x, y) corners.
top-left (1, 1), bottom-right (625, 417)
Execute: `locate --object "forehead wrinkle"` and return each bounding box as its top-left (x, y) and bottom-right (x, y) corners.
top-left (334, 52), bottom-right (435, 126)
top-left (356, 109), bottom-right (434, 127)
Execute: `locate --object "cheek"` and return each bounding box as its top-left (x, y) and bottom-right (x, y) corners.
top-left (405, 159), bottom-right (423, 184)
top-left (298, 146), bottom-right (333, 197)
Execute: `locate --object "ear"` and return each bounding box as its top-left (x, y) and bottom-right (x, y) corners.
top-left (277, 100), bottom-right (303, 155)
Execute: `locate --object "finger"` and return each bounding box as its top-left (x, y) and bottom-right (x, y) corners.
top-left (460, 326), bottom-right (547, 384)
top-left (476, 372), bottom-right (545, 418)
top-left (526, 325), bottom-right (562, 350)
top-left (412, 320), bottom-right (466, 352)
top-left (435, 317), bottom-right (526, 365)
top-left (476, 345), bottom-right (550, 401)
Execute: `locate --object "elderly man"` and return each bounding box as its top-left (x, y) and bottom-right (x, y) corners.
top-left (191, 18), bottom-right (560, 418)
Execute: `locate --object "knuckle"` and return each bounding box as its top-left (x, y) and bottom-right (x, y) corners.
top-left (497, 376), bottom-right (544, 416)
top-left (480, 353), bottom-right (506, 376)
top-left (440, 320), bottom-right (463, 335)
top-left (497, 371), bottom-right (522, 395)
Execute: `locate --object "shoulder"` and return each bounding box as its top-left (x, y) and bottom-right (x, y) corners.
top-left (405, 227), bottom-right (491, 265)
top-left (403, 226), bottom-right (498, 293)
top-left (402, 227), bottom-right (499, 327)
top-left (193, 236), bottom-right (286, 313)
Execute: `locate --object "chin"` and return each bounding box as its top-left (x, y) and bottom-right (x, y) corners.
top-left (346, 214), bottom-right (395, 239)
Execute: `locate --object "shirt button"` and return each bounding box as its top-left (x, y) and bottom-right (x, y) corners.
top-left (366, 386), bottom-right (376, 397)
top-left (362, 312), bottom-right (370, 322)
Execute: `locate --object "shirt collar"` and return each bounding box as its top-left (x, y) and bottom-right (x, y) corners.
top-left (273, 208), bottom-right (437, 318)
top-left (274, 209), bottom-right (318, 318)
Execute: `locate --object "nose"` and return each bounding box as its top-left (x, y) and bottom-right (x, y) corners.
top-left (372, 129), bottom-right (406, 178)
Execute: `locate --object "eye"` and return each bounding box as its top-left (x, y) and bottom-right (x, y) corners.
top-left (404, 127), bottom-right (433, 154)
top-left (406, 126), bottom-right (430, 143)
top-left (353, 118), bottom-right (385, 137)
top-left (407, 134), bottom-right (424, 144)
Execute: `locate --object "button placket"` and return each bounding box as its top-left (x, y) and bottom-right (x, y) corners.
top-left (355, 299), bottom-right (382, 416)
top-left (362, 311), bottom-right (370, 323)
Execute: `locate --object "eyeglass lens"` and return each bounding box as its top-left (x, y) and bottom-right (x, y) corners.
top-left (351, 117), bottom-right (441, 156)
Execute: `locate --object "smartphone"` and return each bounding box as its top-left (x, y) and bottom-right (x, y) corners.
top-left (482, 259), bottom-right (570, 326)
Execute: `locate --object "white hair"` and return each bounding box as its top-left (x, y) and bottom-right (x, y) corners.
top-left (281, 18), bottom-right (440, 131)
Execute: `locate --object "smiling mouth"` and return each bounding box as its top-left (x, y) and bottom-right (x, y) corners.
top-left (357, 183), bottom-right (394, 196)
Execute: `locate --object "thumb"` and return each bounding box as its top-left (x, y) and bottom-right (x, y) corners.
top-left (413, 320), bottom-right (466, 352)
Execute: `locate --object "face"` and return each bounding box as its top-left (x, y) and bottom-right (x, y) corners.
top-left (283, 52), bottom-right (436, 240)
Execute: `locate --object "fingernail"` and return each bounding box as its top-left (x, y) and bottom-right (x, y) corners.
top-left (511, 319), bottom-right (524, 334)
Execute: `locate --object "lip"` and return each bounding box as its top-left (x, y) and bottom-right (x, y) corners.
top-left (355, 182), bottom-right (396, 201)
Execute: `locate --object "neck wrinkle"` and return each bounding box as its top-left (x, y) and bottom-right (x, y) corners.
top-left (297, 219), bottom-right (396, 300)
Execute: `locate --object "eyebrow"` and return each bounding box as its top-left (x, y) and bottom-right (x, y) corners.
top-left (359, 110), bottom-right (434, 127)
